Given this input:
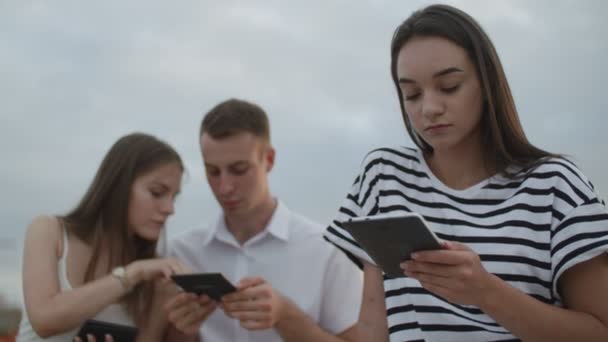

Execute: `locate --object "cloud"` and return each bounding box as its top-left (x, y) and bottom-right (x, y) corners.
top-left (1, 0), bottom-right (607, 304)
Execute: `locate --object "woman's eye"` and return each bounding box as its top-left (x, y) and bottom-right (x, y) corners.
top-left (404, 93), bottom-right (421, 101)
top-left (441, 85), bottom-right (460, 93)
top-left (150, 189), bottom-right (164, 198)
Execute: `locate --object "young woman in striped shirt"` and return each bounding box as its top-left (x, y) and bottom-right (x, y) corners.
top-left (325, 4), bottom-right (608, 341)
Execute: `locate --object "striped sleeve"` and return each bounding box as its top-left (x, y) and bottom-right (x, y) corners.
top-left (549, 160), bottom-right (608, 299)
top-left (324, 151), bottom-right (380, 266)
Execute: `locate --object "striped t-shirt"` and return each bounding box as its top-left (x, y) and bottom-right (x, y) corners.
top-left (324, 146), bottom-right (608, 342)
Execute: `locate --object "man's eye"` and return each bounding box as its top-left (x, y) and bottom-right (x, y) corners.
top-left (232, 168), bottom-right (248, 176)
top-left (206, 169), bottom-right (219, 177)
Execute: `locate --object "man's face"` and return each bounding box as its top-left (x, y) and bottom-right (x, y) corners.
top-left (201, 131), bottom-right (274, 218)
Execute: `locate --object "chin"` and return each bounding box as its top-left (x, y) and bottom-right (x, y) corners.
top-left (135, 229), bottom-right (161, 242)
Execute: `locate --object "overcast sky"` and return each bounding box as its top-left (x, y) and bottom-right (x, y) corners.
top-left (1, 0), bottom-right (606, 306)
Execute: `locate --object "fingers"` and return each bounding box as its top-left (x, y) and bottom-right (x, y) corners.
top-left (402, 261), bottom-right (460, 278)
top-left (231, 310), bottom-right (269, 323)
top-left (223, 281), bottom-right (270, 303)
top-left (240, 318), bottom-right (273, 330)
top-left (166, 292), bottom-right (216, 335)
top-left (410, 248), bottom-right (474, 265)
top-left (105, 334), bottom-right (114, 342)
top-left (236, 276), bottom-right (265, 290)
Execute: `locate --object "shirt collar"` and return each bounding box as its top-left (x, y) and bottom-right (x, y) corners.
top-left (203, 199), bottom-right (291, 247)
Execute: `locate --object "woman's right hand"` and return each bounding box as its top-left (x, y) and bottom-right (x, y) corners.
top-left (125, 258), bottom-right (190, 286)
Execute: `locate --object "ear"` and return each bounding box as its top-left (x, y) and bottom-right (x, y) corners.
top-left (265, 147), bottom-right (275, 173)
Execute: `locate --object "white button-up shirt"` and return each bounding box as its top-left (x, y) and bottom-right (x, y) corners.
top-left (163, 201), bottom-right (363, 342)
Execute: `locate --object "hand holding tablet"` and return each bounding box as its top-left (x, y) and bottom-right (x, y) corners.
top-left (341, 213), bottom-right (443, 278)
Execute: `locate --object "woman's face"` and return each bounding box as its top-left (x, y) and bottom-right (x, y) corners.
top-left (127, 161), bottom-right (182, 241)
top-left (396, 36), bottom-right (484, 153)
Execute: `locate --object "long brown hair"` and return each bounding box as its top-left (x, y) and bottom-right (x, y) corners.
top-left (60, 132), bottom-right (183, 325)
top-left (390, 4), bottom-right (556, 175)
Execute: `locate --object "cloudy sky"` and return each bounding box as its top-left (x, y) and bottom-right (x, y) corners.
top-left (1, 0), bottom-right (606, 306)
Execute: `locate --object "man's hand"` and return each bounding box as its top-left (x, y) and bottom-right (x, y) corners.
top-left (400, 241), bottom-right (497, 306)
top-left (220, 277), bottom-right (288, 330)
top-left (165, 292), bottom-right (217, 336)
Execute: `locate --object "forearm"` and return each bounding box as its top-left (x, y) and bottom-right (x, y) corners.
top-left (480, 274), bottom-right (608, 341)
top-left (357, 263), bottom-right (388, 342)
top-left (138, 295), bottom-right (170, 342)
top-left (275, 299), bottom-right (350, 342)
top-left (28, 275), bottom-right (127, 337)
top-left (164, 325), bottom-right (198, 342)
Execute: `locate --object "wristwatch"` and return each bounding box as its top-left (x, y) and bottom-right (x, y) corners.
top-left (111, 266), bottom-right (132, 292)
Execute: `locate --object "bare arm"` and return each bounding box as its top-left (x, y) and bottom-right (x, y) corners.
top-left (405, 242), bottom-right (608, 341)
top-left (478, 254), bottom-right (608, 341)
top-left (22, 216), bottom-right (130, 337)
top-left (358, 263), bottom-right (388, 342)
top-left (22, 216), bottom-right (186, 338)
top-left (274, 298), bottom-right (359, 342)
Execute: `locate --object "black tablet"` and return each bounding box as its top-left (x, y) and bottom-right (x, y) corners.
top-left (341, 213), bottom-right (443, 278)
top-left (171, 273), bottom-right (237, 301)
top-left (75, 320), bottom-right (137, 342)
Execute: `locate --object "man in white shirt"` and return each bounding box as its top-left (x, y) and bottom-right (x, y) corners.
top-left (163, 98), bottom-right (362, 341)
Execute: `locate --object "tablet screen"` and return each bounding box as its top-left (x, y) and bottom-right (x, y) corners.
top-left (341, 213), bottom-right (442, 278)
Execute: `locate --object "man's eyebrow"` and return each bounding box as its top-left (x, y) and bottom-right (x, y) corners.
top-left (398, 67), bottom-right (464, 84)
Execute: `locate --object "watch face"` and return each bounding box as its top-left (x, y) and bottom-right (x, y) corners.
top-left (113, 267), bottom-right (125, 277)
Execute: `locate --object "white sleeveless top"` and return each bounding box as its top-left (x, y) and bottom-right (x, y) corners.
top-left (17, 226), bottom-right (134, 342)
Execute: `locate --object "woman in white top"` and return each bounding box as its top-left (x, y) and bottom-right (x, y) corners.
top-left (18, 133), bottom-right (189, 342)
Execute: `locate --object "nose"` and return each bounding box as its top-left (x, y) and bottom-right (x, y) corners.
top-left (160, 198), bottom-right (175, 216)
top-left (218, 174), bottom-right (235, 196)
top-left (421, 91), bottom-right (444, 121)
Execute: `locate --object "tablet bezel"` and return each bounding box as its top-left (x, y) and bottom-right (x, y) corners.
top-left (341, 213), bottom-right (443, 278)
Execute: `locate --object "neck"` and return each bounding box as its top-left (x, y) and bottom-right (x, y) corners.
top-left (225, 196), bottom-right (277, 245)
top-left (426, 137), bottom-right (493, 190)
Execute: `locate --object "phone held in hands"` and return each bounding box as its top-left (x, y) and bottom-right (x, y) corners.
top-left (75, 320), bottom-right (137, 342)
top-left (171, 272), bottom-right (237, 301)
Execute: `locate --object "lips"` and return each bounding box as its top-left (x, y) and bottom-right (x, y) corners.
top-left (425, 124), bottom-right (451, 131)
top-left (425, 124), bottom-right (452, 134)
top-left (151, 220), bottom-right (166, 228)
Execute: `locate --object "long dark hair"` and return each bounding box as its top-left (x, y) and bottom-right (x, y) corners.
top-left (390, 4), bottom-right (556, 175)
top-left (60, 132), bottom-right (183, 325)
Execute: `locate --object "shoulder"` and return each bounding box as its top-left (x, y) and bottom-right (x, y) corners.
top-left (26, 215), bottom-right (62, 239)
top-left (285, 209), bottom-right (324, 240)
top-left (361, 145), bottom-right (421, 167)
top-left (520, 157), bottom-right (599, 203)
top-left (24, 215), bottom-right (63, 257)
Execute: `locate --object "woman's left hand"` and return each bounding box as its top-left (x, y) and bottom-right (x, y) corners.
top-left (400, 241), bottom-right (498, 306)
